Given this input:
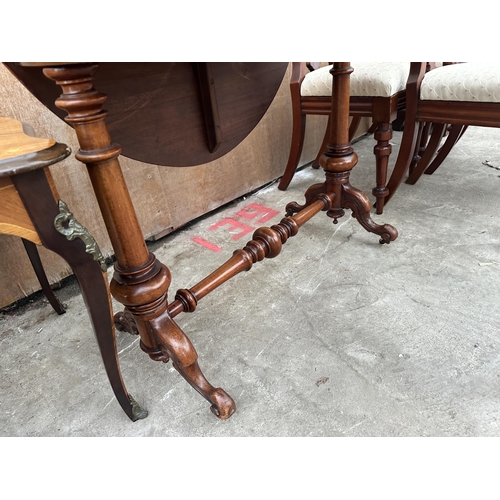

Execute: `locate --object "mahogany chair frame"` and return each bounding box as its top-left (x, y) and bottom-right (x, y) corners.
top-left (384, 62), bottom-right (500, 203)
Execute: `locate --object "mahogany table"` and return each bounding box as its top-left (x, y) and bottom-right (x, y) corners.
top-left (5, 62), bottom-right (397, 421)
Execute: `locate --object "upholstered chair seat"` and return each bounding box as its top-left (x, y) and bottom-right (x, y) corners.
top-left (301, 62), bottom-right (411, 98)
top-left (384, 62), bottom-right (500, 202)
top-left (420, 62), bottom-right (500, 102)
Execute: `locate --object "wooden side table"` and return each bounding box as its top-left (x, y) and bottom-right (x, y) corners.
top-left (0, 116), bottom-right (147, 421)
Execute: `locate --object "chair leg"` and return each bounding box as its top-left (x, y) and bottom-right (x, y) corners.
top-left (12, 169), bottom-right (146, 422)
top-left (423, 124), bottom-right (467, 176)
top-left (348, 116), bottom-right (363, 142)
top-left (384, 117), bottom-right (421, 206)
top-left (366, 121), bottom-right (378, 135)
top-left (372, 122), bottom-right (392, 215)
top-left (406, 123), bottom-right (448, 185)
top-left (278, 113), bottom-right (306, 190)
top-left (392, 109), bottom-right (406, 131)
top-left (312, 116), bottom-right (331, 169)
top-left (409, 122), bottom-right (431, 176)
top-left (22, 238), bottom-right (66, 315)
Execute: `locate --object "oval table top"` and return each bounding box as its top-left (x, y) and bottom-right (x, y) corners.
top-left (5, 62), bottom-right (288, 167)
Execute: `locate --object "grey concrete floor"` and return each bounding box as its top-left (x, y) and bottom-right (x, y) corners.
top-left (1, 127), bottom-right (500, 437)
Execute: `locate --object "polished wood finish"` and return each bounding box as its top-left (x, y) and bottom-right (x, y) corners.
top-left (419, 124), bottom-right (467, 177)
top-left (0, 175), bottom-right (41, 243)
top-left (36, 63), bottom-right (235, 419)
top-left (0, 118), bottom-right (63, 243)
top-left (0, 118), bottom-right (65, 314)
top-left (0, 116), bottom-right (55, 161)
top-left (286, 63), bottom-right (398, 244)
top-left (168, 193), bottom-right (335, 318)
top-left (278, 62), bottom-right (407, 215)
top-left (5, 63), bottom-right (288, 167)
top-left (9, 62), bottom-right (398, 421)
top-left (0, 116), bottom-right (145, 421)
top-left (22, 237), bottom-right (66, 315)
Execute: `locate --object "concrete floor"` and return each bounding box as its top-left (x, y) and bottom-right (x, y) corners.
top-left (1, 127), bottom-right (500, 437)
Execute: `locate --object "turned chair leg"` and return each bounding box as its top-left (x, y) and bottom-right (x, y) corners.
top-left (372, 122), bottom-right (392, 215)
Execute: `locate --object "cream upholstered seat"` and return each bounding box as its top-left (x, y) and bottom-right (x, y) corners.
top-left (420, 62), bottom-right (500, 102)
top-left (384, 62), bottom-right (500, 202)
top-left (301, 62), bottom-right (410, 98)
top-left (278, 62), bottom-right (412, 214)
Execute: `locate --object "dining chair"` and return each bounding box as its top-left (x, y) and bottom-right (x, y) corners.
top-left (278, 62), bottom-right (411, 215)
top-left (0, 116), bottom-right (146, 421)
top-left (384, 62), bottom-right (500, 203)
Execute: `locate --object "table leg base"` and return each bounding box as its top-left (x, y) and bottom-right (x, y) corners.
top-left (342, 181), bottom-right (398, 244)
top-left (116, 307), bottom-right (236, 419)
top-left (114, 310), bottom-right (140, 336)
top-left (148, 311), bottom-right (236, 419)
top-left (286, 180), bottom-right (398, 244)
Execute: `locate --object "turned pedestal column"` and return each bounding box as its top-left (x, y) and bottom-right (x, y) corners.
top-left (287, 63), bottom-right (398, 244)
top-left (42, 63), bottom-right (236, 419)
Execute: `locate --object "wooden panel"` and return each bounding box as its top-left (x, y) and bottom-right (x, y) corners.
top-left (0, 177), bottom-right (41, 244)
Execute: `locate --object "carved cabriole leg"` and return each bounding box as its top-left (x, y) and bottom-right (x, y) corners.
top-left (149, 311), bottom-right (236, 419)
top-left (42, 64), bottom-right (235, 419)
top-left (12, 168), bottom-right (146, 421)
